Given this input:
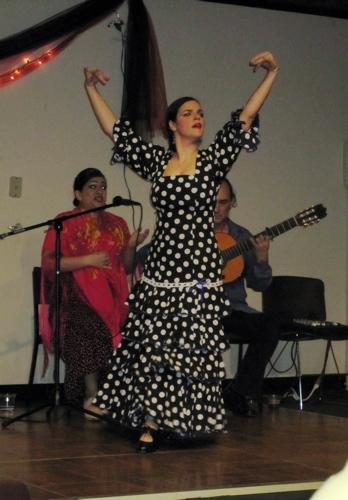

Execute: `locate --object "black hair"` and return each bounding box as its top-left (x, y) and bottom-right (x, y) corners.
top-left (221, 178), bottom-right (237, 204)
top-left (73, 168), bottom-right (105, 207)
top-left (165, 96), bottom-right (198, 151)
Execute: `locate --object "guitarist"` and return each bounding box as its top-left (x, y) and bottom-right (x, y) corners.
top-left (215, 178), bottom-right (279, 417)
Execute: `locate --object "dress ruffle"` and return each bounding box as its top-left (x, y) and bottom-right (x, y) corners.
top-left (123, 311), bottom-right (227, 352)
top-left (98, 358), bottom-right (226, 434)
top-left (95, 280), bottom-right (229, 435)
top-left (229, 109), bottom-right (260, 152)
top-left (128, 279), bottom-right (230, 319)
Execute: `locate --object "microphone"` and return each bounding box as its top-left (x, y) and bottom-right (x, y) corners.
top-left (112, 196), bottom-right (141, 207)
top-left (107, 13), bottom-right (124, 32)
top-left (8, 222), bottom-right (24, 234)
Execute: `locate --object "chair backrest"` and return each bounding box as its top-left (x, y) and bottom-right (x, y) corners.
top-left (262, 276), bottom-right (326, 322)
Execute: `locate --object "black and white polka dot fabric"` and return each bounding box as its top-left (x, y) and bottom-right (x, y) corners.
top-left (94, 110), bottom-right (259, 437)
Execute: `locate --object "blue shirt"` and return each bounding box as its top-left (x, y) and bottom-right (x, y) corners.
top-left (222, 219), bottom-right (272, 313)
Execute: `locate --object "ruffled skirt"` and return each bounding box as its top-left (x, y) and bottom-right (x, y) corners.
top-left (94, 279), bottom-right (230, 436)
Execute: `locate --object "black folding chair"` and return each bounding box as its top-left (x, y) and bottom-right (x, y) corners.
top-left (262, 276), bottom-right (348, 409)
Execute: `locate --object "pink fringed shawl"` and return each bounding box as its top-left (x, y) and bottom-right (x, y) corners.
top-left (39, 208), bottom-right (130, 354)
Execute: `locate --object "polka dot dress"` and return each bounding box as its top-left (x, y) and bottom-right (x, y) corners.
top-left (94, 110), bottom-right (259, 436)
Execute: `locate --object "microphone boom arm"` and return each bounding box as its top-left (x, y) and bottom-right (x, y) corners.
top-left (0, 198), bottom-right (142, 240)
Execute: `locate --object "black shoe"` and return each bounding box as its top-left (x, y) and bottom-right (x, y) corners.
top-left (136, 427), bottom-right (159, 454)
top-left (224, 389), bottom-right (262, 417)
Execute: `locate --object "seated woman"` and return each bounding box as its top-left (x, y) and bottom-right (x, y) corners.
top-left (40, 167), bottom-right (148, 416)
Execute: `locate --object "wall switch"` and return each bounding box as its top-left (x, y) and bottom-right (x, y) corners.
top-left (9, 176), bottom-right (22, 198)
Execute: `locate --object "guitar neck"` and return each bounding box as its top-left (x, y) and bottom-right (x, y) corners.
top-left (222, 216), bottom-right (299, 261)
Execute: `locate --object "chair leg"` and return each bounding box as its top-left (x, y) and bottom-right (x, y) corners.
top-left (316, 340), bottom-right (342, 400)
top-left (294, 341), bottom-right (303, 410)
top-left (328, 341), bottom-right (340, 374)
top-left (237, 344), bottom-right (244, 375)
top-left (313, 341), bottom-right (330, 401)
top-left (28, 337), bottom-right (40, 386)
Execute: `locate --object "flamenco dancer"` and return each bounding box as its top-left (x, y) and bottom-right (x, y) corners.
top-left (83, 50), bottom-right (279, 452)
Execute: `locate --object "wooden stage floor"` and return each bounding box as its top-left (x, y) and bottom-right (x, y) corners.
top-left (0, 404), bottom-right (347, 499)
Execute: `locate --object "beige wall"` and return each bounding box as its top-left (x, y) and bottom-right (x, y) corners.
top-left (0, 0), bottom-right (347, 384)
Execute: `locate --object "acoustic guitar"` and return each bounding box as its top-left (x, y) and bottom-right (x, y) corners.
top-left (215, 203), bottom-right (327, 284)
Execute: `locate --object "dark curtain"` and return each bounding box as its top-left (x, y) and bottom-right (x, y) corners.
top-left (121, 0), bottom-right (167, 139)
top-left (0, 0), bottom-right (168, 139)
top-left (0, 0), bottom-right (125, 59)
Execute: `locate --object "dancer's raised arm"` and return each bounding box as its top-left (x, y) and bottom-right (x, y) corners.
top-left (240, 51), bottom-right (279, 130)
top-left (84, 68), bottom-right (117, 139)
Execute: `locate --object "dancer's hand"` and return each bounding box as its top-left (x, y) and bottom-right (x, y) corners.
top-left (249, 51), bottom-right (279, 73)
top-left (84, 67), bottom-right (110, 87)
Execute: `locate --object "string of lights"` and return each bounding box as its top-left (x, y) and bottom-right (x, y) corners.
top-left (0, 34), bottom-right (76, 87)
top-left (0, 0), bottom-right (123, 87)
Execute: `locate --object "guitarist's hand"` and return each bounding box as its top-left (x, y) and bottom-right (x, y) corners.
top-left (251, 234), bottom-right (271, 262)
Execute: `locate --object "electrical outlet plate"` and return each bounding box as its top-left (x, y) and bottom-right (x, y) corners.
top-left (9, 176), bottom-right (22, 198)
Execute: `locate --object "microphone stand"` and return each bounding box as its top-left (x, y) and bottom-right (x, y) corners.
top-left (1, 198), bottom-right (141, 428)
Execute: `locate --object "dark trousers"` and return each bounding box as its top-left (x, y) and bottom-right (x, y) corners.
top-left (222, 310), bottom-right (279, 398)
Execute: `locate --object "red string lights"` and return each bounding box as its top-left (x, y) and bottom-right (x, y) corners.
top-left (0, 35), bottom-right (76, 87)
top-left (0, 0), bottom-right (124, 88)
